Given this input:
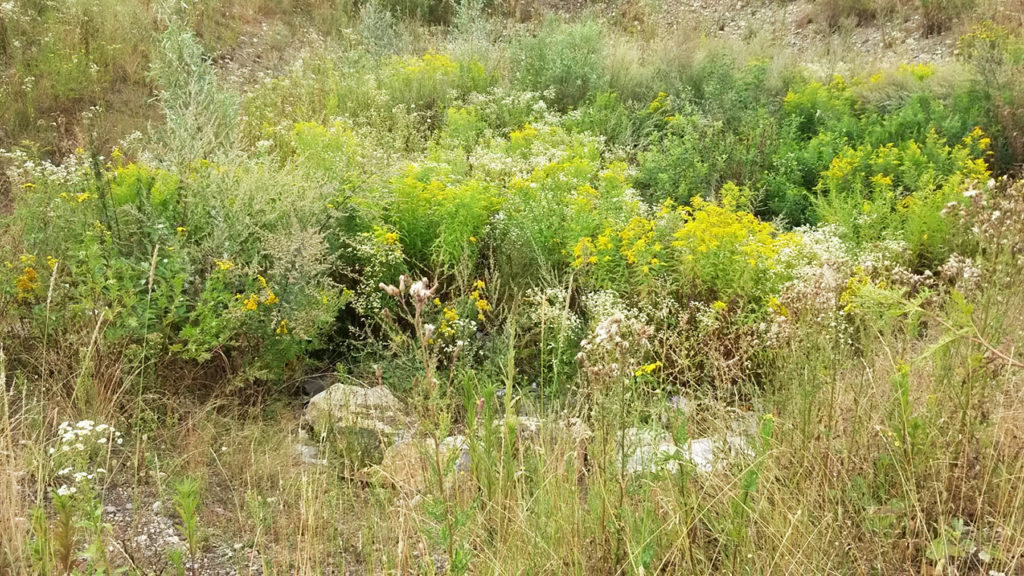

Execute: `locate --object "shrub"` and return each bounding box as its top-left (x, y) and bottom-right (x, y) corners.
top-left (957, 23), bottom-right (1024, 170)
top-left (635, 109), bottom-right (783, 207)
top-left (376, 0), bottom-right (453, 24)
top-left (567, 91), bottom-right (666, 153)
top-left (0, 142), bottom-right (355, 384)
top-left (810, 0), bottom-right (879, 29)
top-left (358, 0), bottom-right (401, 54)
top-left (459, 88), bottom-right (555, 136)
top-left (0, 0), bottom-right (152, 152)
top-left (149, 14), bottom-right (239, 167)
top-left (511, 18), bottom-right (608, 111)
top-left (489, 126), bottom-right (641, 284)
top-left (240, 52), bottom-right (384, 146)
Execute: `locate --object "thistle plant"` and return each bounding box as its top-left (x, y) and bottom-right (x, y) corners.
top-left (575, 307), bottom-right (653, 564)
top-left (378, 275), bottom-right (448, 398)
top-left (379, 275), bottom-right (475, 573)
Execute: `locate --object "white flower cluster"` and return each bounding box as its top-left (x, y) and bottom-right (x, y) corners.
top-left (50, 420), bottom-right (123, 455)
top-left (774, 225), bottom-right (850, 325)
top-left (345, 230), bottom-right (405, 316)
top-left (1, 148), bottom-right (94, 189)
top-left (49, 420), bottom-right (121, 498)
top-left (944, 178), bottom-right (1024, 271)
top-left (472, 123), bottom-right (601, 183)
top-left (768, 224), bottom-right (903, 347)
top-left (526, 287), bottom-right (582, 336)
top-left (577, 295), bottom-right (652, 383)
top-left (583, 290), bottom-right (627, 325)
top-left (939, 253), bottom-right (982, 292)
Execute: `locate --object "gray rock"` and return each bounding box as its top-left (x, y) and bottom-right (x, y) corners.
top-left (377, 435), bottom-right (472, 495)
top-left (306, 384), bottom-right (410, 435)
top-left (300, 373), bottom-right (331, 399)
top-left (617, 427), bottom-right (681, 475)
top-left (498, 416), bottom-right (592, 475)
top-left (305, 384), bottom-right (413, 467)
top-left (680, 437), bottom-right (714, 473)
top-left (294, 442), bottom-right (323, 465)
top-left (617, 423), bottom-right (755, 476)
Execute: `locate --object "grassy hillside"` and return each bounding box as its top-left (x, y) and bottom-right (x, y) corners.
top-left (2, 0), bottom-right (1024, 573)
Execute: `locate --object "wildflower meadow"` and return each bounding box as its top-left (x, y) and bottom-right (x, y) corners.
top-left (1, 0), bottom-right (1024, 573)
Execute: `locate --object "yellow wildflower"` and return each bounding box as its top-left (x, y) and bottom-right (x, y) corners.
top-left (634, 361), bottom-right (662, 377)
top-left (243, 294), bottom-right (259, 311)
top-left (648, 92), bottom-right (668, 113)
top-left (871, 173), bottom-right (893, 188)
top-left (15, 267), bottom-right (39, 301)
top-left (444, 307), bottom-right (459, 323)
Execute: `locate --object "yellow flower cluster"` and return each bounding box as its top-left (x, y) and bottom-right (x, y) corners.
top-left (398, 51), bottom-right (458, 76)
top-left (243, 294), bottom-right (259, 311)
top-left (439, 306), bottom-right (459, 339)
top-left (822, 128), bottom-right (991, 198)
top-left (8, 254), bottom-right (52, 302)
top-left (898, 62), bottom-right (935, 81)
top-left (672, 196), bottom-right (793, 269)
top-left (634, 361), bottom-right (662, 377)
top-left (572, 193), bottom-right (796, 300)
top-left (956, 22), bottom-right (1010, 58)
top-left (572, 237), bottom-right (598, 267)
top-left (839, 268), bottom-right (887, 314)
top-left (823, 152), bottom-right (858, 184)
top-left (470, 280), bottom-right (490, 322)
top-left (508, 123), bottom-right (539, 150)
top-left (373, 226), bottom-right (400, 246)
top-left (241, 275), bottom-right (279, 311)
top-left (962, 126), bottom-right (992, 155)
top-left (647, 91), bottom-right (669, 113)
top-left (15, 266), bottom-right (39, 301)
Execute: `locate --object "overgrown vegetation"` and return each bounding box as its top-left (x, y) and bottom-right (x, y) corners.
top-left (1, 0), bottom-right (1023, 574)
